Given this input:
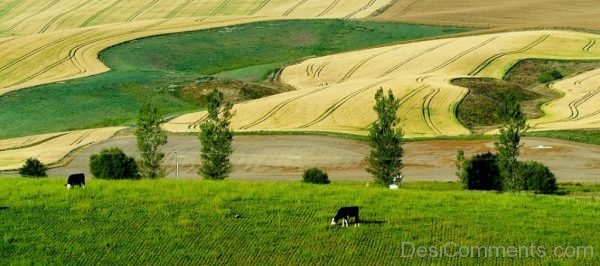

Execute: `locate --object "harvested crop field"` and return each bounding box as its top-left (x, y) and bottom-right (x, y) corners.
top-left (42, 135), bottom-right (600, 182)
top-left (166, 30), bottom-right (600, 136)
top-left (0, 127), bottom-right (124, 171)
top-left (374, 0), bottom-right (600, 30)
top-left (0, 0), bottom-right (392, 96)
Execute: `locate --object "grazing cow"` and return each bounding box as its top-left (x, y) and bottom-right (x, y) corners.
top-left (66, 173), bottom-right (85, 189)
top-left (331, 206), bottom-right (360, 227)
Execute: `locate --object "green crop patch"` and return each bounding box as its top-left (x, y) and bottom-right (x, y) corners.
top-left (0, 20), bottom-right (467, 139)
top-left (0, 179), bottom-right (598, 264)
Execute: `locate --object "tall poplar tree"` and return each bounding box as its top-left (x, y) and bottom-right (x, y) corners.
top-left (136, 103), bottom-right (167, 178)
top-left (199, 89), bottom-right (233, 180)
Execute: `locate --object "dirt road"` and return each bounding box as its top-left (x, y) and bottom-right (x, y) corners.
top-left (47, 135), bottom-right (599, 182)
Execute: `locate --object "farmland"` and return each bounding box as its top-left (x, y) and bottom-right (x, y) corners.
top-left (1, 179), bottom-right (599, 265)
top-left (167, 30), bottom-right (600, 137)
top-left (0, 20), bottom-right (466, 139)
top-left (375, 0), bottom-right (600, 30)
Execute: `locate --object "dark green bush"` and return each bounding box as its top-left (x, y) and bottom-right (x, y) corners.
top-left (537, 69), bottom-right (563, 83)
top-left (458, 152), bottom-right (501, 191)
top-left (303, 168), bottom-right (330, 184)
top-left (89, 148), bottom-right (139, 179)
top-left (19, 158), bottom-right (48, 178)
top-left (517, 161), bottom-right (557, 194)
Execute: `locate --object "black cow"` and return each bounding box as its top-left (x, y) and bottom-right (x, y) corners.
top-left (66, 173), bottom-right (85, 189)
top-left (331, 206), bottom-right (360, 227)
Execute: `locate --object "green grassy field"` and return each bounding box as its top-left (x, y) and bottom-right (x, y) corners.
top-left (0, 20), bottom-right (466, 139)
top-left (0, 179), bottom-right (598, 265)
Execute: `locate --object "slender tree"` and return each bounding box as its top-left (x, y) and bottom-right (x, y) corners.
top-left (494, 93), bottom-right (527, 191)
top-left (199, 88), bottom-right (234, 180)
top-left (367, 87), bottom-right (404, 186)
top-left (136, 103), bottom-right (167, 178)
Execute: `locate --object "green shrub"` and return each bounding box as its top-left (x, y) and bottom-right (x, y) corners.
top-left (537, 69), bottom-right (563, 83)
top-left (89, 148), bottom-right (139, 179)
top-left (518, 161), bottom-right (558, 194)
top-left (303, 168), bottom-right (330, 184)
top-left (458, 152), bottom-right (501, 191)
top-left (19, 158), bottom-right (48, 178)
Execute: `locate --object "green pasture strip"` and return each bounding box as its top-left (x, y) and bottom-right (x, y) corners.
top-left (525, 129), bottom-right (600, 145)
top-left (0, 20), bottom-right (467, 139)
top-left (0, 179), bottom-right (598, 265)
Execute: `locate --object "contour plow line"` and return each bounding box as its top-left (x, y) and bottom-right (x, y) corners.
top-left (421, 87), bottom-right (442, 135)
top-left (343, 0), bottom-right (377, 19)
top-left (80, 0), bottom-right (125, 27)
top-left (422, 36), bottom-right (498, 74)
top-left (299, 78), bottom-right (394, 128)
top-left (39, 0), bottom-right (94, 34)
top-left (127, 0), bottom-right (160, 22)
top-left (282, 0), bottom-right (307, 16)
top-left (0, 0), bottom-right (61, 34)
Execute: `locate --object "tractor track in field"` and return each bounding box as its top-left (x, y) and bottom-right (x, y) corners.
top-left (583, 39), bottom-right (596, 52)
top-left (248, 0), bottom-right (271, 16)
top-left (396, 0), bottom-right (420, 16)
top-left (0, 0), bottom-right (23, 19)
top-left (337, 47), bottom-right (396, 83)
top-left (0, 29), bottom-right (94, 74)
top-left (80, 0), bottom-right (125, 27)
top-left (187, 114), bottom-right (209, 130)
top-left (566, 89), bottom-right (600, 120)
top-left (0, 133), bottom-right (69, 152)
top-left (3, 19), bottom-right (172, 88)
top-left (376, 41), bottom-right (453, 78)
top-left (422, 37), bottom-right (498, 74)
top-left (210, 0), bottom-right (233, 16)
top-left (0, 0), bottom-right (60, 34)
top-left (298, 78), bottom-right (393, 128)
top-left (317, 0), bottom-right (341, 17)
top-left (69, 130), bottom-right (95, 146)
top-left (238, 86), bottom-right (332, 130)
top-left (282, 0), bottom-right (307, 16)
top-left (126, 0), bottom-right (160, 22)
top-left (0, 36), bottom-right (17, 47)
top-left (39, 0), bottom-right (94, 34)
top-left (343, 0), bottom-right (376, 19)
top-left (468, 35), bottom-right (549, 76)
top-left (421, 87), bottom-right (442, 134)
top-left (167, 0), bottom-right (195, 18)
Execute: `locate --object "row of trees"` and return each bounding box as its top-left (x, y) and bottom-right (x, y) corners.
top-left (18, 85), bottom-right (556, 193)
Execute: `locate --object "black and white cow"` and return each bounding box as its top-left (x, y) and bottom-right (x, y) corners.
top-left (66, 173), bottom-right (85, 189)
top-left (331, 206), bottom-right (360, 227)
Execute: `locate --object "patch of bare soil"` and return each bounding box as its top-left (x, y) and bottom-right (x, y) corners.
top-left (45, 135), bottom-right (599, 183)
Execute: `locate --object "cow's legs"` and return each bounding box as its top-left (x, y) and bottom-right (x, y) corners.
top-left (355, 214), bottom-right (360, 227)
top-left (67, 184), bottom-right (72, 189)
top-left (82, 184), bottom-right (85, 189)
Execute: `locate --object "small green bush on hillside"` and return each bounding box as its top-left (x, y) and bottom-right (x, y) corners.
top-left (457, 152), bottom-right (501, 191)
top-left (19, 158), bottom-right (48, 178)
top-left (89, 148), bottom-right (139, 179)
top-left (518, 161), bottom-right (558, 194)
top-left (537, 69), bottom-right (563, 83)
top-left (303, 168), bottom-right (330, 184)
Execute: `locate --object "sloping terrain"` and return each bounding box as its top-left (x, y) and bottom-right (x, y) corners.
top-left (374, 0), bottom-right (600, 30)
top-left (0, 0), bottom-right (392, 95)
top-left (165, 30), bottom-right (600, 136)
top-left (0, 127), bottom-right (124, 171)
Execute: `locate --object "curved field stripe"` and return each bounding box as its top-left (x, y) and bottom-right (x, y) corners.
top-left (188, 114), bottom-right (209, 130)
top-left (421, 87), bottom-right (442, 134)
top-left (0, 0), bottom-right (22, 19)
top-left (299, 78), bottom-right (393, 128)
top-left (167, 0), bottom-right (194, 18)
top-left (468, 35), bottom-right (549, 76)
top-left (80, 0), bottom-right (124, 27)
top-left (449, 87), bottom-right (469, 124)
top-left (377, 41), bottom-right (452, 78)
top-left (0, 29), bottom-right (94, 74)
top-left (337, 47), bottom-right (395, 83)
top-left (0, 0), bottom-right (60, 34)
top-left (0, 36), bottom-right (17, 47)
top-left (566, 89), bottom-right (600, 120)
top-left (238, 87), bottom-right (332, 130)
top-left (343, 0), bottom-right (376, 19)
top-left (127, 0), bottom-right (160, 22)
top-left (317, 0), bottom-right (341, 17)
top-left (0, 133), bottom-right (68, 152)
top-left (422, 37), bottom-right (498, 74)
top-left (583, 39), bottom-right (596, 52)
top-left (39, 0), bottom-right (94, 34)
top-left (248, 0), bottom-right (271, 16)
top-left (397, 0), bottom-right (419, 16)
top-left (69, 130), bottom-right (95, 146)
top-left (4, 20), bottom-right (170, 88)
top-left (282, 0), bottom-right (307, 16)
top-left (210, 0), bottom-right (232, 16)
top-left (312, 61), bottom-right (330, 86)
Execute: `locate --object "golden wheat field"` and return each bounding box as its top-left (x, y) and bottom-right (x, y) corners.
top-left (0, 127), bottom-right (124, 171)
top-left (0, 0), bottom-right (391, 95)
top-left (375, 0), bottom-right (600, 30)
top-left (165, 30), bottom-right (600, 136)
